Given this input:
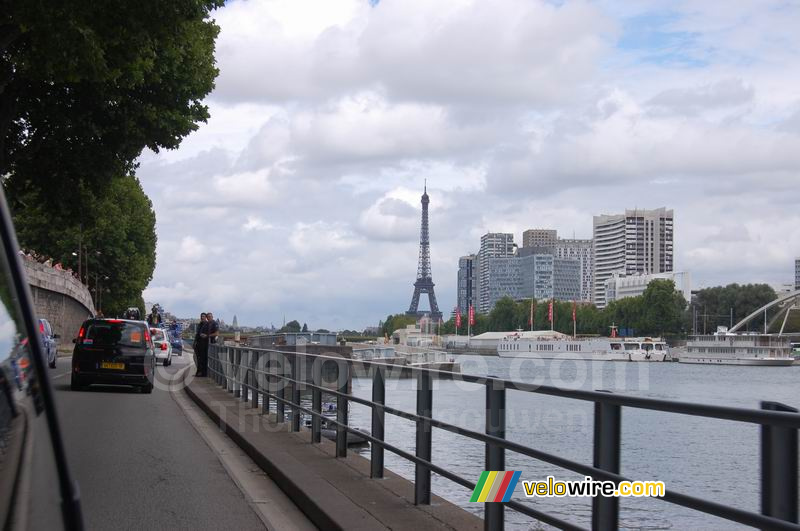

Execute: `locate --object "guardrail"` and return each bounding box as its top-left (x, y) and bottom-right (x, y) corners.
top-left (207, 344), bottom-right (800, 531)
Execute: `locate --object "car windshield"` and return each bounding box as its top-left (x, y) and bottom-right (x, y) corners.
top-left (84, 322), bottom-right (146, 348)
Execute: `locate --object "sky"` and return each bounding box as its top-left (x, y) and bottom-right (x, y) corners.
top-left (139, 0), bottom-right (800, 330)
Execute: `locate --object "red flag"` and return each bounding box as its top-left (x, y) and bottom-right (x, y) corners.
top-left (572, 301), bottom-right (577, 322)
top-left (468, 304), bottom-right (475, 326)
top-left (455, 307), bottom-right (462, 329)
top-left (548, 300), bottom-right (554, 323)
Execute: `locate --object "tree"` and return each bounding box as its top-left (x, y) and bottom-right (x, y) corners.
top-left (279, 320), bottom-right (302, 333)
top-left (12, 175), bottom-right (156, 316)
top-left (693, 283), bottom-right (777, 333)
top-left (1, 1), bottom-right (224, 208)
top-left (302, 323), bottom-right (309, 332)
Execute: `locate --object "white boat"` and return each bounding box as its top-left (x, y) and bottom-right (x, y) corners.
top-left (678, 327), bottom-right (794, 366)
top-left (497, 331), bottom-right (669, 362)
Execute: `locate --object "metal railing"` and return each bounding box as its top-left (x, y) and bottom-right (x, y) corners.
top-left (207, 344), bottom-right (800, 531)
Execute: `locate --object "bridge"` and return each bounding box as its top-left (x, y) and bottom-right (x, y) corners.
top-left (729, 289), bottom-right (800, 336)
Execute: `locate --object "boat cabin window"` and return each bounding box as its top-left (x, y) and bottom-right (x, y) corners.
top-left (610, 343), bottom-right (622, 350)
top-left (642, 343), bottom-right (653, 351)
top-left (655, 344), bottom-right (663, 350)
top-left (624, 343), bottom-right (640, 351)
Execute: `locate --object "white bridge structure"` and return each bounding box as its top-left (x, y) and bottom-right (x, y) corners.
top-left (728, 289), bottom-right (800, 335)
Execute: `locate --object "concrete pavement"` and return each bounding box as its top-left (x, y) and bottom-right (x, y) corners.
top-left (43, 352), bottom-right (270, 530)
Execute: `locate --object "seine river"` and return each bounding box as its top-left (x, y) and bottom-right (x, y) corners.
top-left (346, 355), bottom-right (800, 530)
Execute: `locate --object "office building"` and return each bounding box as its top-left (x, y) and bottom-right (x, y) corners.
top-left (522, 229), bottom-right (558, 249)
top-left (482, 250), bottom-right (581, 311)
top-left (593, 208), bottom-right (674, 308)
top-left (521, 229), bottom-right (593, 303)
top-left (604, 271), bottom-right (691, 305)
top-left (477, 233), bottom-right (516, 313)
top-left (457, 254), bottom-right (478, 313)
top-left (796, 258), bottom-right (800, 291)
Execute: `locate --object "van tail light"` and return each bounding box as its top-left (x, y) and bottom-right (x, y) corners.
top-left (78, 326), bottom-right (85, 340)
top-left (160, 343), bottom-right (167, 351)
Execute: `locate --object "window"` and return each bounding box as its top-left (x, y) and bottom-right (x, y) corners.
top-left (84, 322), bottom-right (148, 348)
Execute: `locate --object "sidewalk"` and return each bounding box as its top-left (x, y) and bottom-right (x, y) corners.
top-left (184, 376), bottom-right (482, 531)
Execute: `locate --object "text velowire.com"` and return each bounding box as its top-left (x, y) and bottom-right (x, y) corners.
top-left (524, 476), bottom-right (666, 498)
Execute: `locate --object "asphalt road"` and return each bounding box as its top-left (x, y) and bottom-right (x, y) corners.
top-left (42, 348), bottom-right (265, 530)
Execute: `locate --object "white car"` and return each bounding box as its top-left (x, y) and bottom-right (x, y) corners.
top-left (150, 328), bottom-right (172, 366)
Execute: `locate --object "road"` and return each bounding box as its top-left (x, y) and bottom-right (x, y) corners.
top-left (41, 349), bottom-right (266, 530)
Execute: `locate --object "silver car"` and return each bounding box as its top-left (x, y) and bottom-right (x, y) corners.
top-left (150, 327), bottom-right (173, 366)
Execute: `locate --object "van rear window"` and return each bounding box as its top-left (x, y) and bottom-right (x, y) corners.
top-left (84, 322), bottom-right (147, 348)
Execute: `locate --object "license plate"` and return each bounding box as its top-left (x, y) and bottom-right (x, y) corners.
top-left (101, 362), bottom-right (125, 370)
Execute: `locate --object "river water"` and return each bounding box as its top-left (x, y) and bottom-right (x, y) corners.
top-left (344, 355), bottom-right (800, 530)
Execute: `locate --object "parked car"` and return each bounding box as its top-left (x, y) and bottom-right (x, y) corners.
top-left (71, 319), bottom-right (156, 393)
top-left (39, 318), bottom-right (59, 368)
top-left (150, 327), bottom-right (173, 366)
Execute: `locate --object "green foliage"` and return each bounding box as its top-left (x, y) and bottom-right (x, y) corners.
top-left (12, 176), bottom-right (156, 317)
top-left (692, 283), bottom-right (777, 332)
top-left (301, 322), bottom-right (308, 332)
top-left (1, 0), bottom-right (224, 206)
top-left (380, 314), bottom-right (418, 337)
top-left (1, 1), bottom-right (223, 316)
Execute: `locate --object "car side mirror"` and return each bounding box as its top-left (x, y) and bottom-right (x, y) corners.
top-left (72, 338), bottom-right (77, 344)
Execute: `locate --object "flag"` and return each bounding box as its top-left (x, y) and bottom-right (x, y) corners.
top-left (548, 300), bottom-right (554, 323)
top-left (469, 304), bottom-right (475, 326)
top-left (455, 307), bottom-right (462, 329)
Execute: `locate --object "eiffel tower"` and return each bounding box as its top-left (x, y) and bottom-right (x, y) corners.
top-left (406, 181), bottom-right (442, 320)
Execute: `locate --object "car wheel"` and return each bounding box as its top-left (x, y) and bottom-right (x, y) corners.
top-left (163, 358), bottom-right (169, 366)
top-left (70, 376), bottom-right (83, 391)
top-left (141, 382), bottom-right (153, 394)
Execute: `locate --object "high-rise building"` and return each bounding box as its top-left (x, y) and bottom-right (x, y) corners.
top-left (482, 251), bottom-right (581, 311)
top-left (795, 258), bottom-right (800, 291)
top-left (522, 229), bottom-right (557, 249)
top-left (554, 239), bottom-right (593, 303)
top-left (457, 254), bottom-right (478, 313)
top-left (593, 208), bottom-right (674, 308)
top-left (521, 229), bottom-right (593, 302)
top-left (477, 233), bottom-right (516, 313)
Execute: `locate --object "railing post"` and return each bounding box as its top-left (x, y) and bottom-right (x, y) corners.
top-left (761, 401), bottom-right (798, 526)
top-left (415, 370), bottom-right (433, 505)
top-left (276, 352), bottom-right (285, 423)
top-left (241, 349), bottom-right (249, 403)
top-left (291, 355), bottom-right (302, 432)
top-left (233, 348), bottom-right (241, 398)
top-left (371, 364), bottom-right (385, 478)
top-left (485, 380), bottom-right (505, 530)
top-left (336, 361), bottom-right (349, 458)
top-left (312, 358), bottom-right (322, 443)
top-left (262, 351), bottom-right (270, 415)
top-left (592, 392), bottom-right (621, 531)
top-left (250, 350), bottom-right (258, 409)
top-left (225, 347), bottom-right (232, 392)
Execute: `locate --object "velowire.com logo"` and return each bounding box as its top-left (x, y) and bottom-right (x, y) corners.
top-left (470, 471), bottom-right (522, 503)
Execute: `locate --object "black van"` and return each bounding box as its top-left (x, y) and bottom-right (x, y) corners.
top-left (71, 319), bottom-right (156, 393)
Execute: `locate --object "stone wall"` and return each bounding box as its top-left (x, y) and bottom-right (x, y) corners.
top-left (22, 260), bottom-right (95, 340)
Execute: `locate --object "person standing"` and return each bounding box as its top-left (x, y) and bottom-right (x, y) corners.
top-left (194, 312), bottom-right (209, 377)
top-left (206, 312), bottom-right (219, 345)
